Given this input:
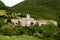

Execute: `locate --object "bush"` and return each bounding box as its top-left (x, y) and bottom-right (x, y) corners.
top-left (41, 23), bottom-right (57, 38)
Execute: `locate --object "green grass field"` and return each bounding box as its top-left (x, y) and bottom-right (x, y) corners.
top-left (0, 10), bottom-right (6, 16)
top-left (0, 35), bottom-right (41, 40)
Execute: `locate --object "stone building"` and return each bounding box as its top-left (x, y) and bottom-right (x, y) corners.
top-left (19, 14), bottom-right (36, 26)
top-left (37, 20), bottom-right (57, 26)
top-left (5, 14), bottom-right (57, 26)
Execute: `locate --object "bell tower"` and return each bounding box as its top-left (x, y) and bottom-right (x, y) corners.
top-left (27, 14), bottom-right (30, 19)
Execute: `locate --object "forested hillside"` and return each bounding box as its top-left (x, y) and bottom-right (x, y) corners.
top-left (0, 0), bottom-right (60, 40)
top-left (0, 0), bottom-right (60, 20)
top-left (11, 0), bottom-right (58, 20)
top-left (0, 1), bottom-right (6, 9)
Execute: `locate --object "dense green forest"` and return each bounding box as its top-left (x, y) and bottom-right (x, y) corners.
top-left (0, 0), bottom-right (60, 40)
top-left (0, 0), bottom-right (59, 19)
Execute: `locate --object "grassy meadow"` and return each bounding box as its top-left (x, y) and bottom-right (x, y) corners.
top-left (0, 35), bottom-right (41, 40)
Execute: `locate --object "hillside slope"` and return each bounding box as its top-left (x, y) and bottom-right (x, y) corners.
top-left (0, 0), bottom-right (59, 20)
top-left (11, 0), bottom-right (58, 20)
top-left (0, 1), bottom-right (6, 9)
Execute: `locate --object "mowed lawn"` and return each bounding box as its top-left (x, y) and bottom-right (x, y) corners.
top-left (0, 10), bottom-right (6, 16)
top-left (0, 35), bottom-right (41, 40)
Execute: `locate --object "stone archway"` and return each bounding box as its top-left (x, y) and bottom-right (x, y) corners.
top-left (30, 22), bottom-right (34, 26)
